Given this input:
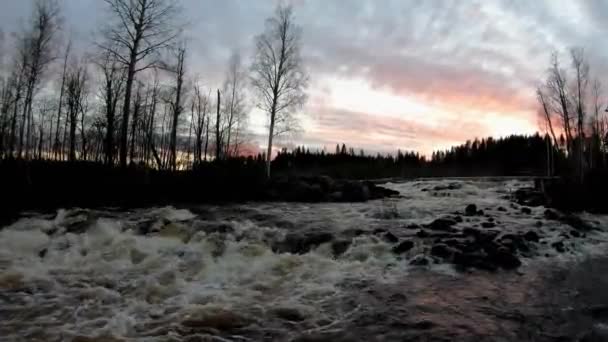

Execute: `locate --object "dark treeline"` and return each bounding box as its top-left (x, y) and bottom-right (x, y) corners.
top-left (272, 134), bottom-right (560, 179)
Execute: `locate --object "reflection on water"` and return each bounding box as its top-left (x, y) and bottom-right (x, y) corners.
top-left (1, 179), bottom-right (608, 341)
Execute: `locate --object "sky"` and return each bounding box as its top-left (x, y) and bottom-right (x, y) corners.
top-left (2, 0), bottom-right (608, 156)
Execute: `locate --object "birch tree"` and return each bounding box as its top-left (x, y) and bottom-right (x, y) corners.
top-left (251, 5), bottom-right (308, 178)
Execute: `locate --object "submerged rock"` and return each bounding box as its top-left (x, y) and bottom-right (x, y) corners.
top-left (331, 240), bottom-right (352, 257)
top-left (521, 207), bottom-right (532, 215)
top-left (481, 222), bottom-right (496, 229)
top-left (523, 231), bottom-right (540, 243)
top-left (552, 241), bottom-right (566, 253)
top-left (273, 232), bottom-right (334, 254)
top-left (410, 254), bottom-right (430, 266)
top-left (272, 307), bottom-right (307, 322)
top-left (392, 240), bottom-right (414, 254)
top-left (382, 231), bottom-right (399, 243)
top-left (425, 217), bottom-right (458, 231)
top-left (430, 244), bottom-right (453, 258)
top-left (465, 204), bottom-right (478, 216)
top-left (182, 308), bottom-right (250, 331)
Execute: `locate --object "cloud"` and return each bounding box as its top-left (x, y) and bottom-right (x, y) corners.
top-left (1, 0), bottom-right (606, 154)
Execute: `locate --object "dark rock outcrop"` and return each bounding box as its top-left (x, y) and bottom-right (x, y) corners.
top-left (465, 204), bottom-right (478, 216)
top-left (425, 217), bottom-right (459, 231)
top-left (392, 240), bottom-right (414, 254)
top-left (273, 232), bottom-right (334, 254)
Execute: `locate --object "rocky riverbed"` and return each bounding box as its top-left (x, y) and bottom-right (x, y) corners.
top-left (1, 178), bottom-right (608, 341)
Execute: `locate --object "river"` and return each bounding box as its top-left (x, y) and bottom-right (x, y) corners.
top-left (1, 179), bottom-right (608, 341)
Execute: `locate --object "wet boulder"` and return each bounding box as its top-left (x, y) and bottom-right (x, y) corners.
top-left (382, 231), bottom-right (399, 243)
top-left (462, 227), bottom-right (481, 237)
top-left (273, 232), bottom-right (334, 254)
top-left (272, 307), bottom-right (307, 322)
top-left (453, 251), bottom-right (498, 272)
top-left (392, 240), bottom-right (414, 254)
top-left (552, 241), bottom-right (566, 253)
top-left (523, 231), bottom-right (540, 243)
top-left (521, 207), bottom-right (532, 215)
top-left (425, 217), bottom-right (458, 231)
top-left (341, 181), bottom-right (371, 202)
top-left (416, 229), bottom-right (429, 238)
top-left (430, 244), bottom-right (453, 259)
top-left (487, 246), bottom-right (521, 270)
top-left (465, 204), bottom-right (478, 216)
top-left (331, 240), bottom-right (352, 257)
top-left (481, 222), bottom-right (496, 229)
top-left (182, 308), bottom-right (250, 331)
top-left (410, 254), bottom-right (430, 266)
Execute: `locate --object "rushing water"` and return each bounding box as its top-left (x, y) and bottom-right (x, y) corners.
top-left (1, 179), bottom-right (608, 341)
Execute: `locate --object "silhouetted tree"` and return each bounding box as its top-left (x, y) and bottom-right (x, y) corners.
top-left (100, 0), bottom-right (181, 168)
top-left (251, 4), bottom-right (308, 178)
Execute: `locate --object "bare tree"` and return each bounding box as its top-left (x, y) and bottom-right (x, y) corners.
top-left (99, 0), bottom-right (181, 168)
top-left (591, 78), bottom-right (604, 168)
top-left (536, 86), bottom-right (558, 147)
top-left (546, 52), bottom-right (573, 153)
top-left (7, 39), bottom-right (30, 157)
top-left (192, 83), bottom-right (209, 165)
top-left (65, 58), bottom-right (88, 162)
top-left (222, 51), bottom-right (247, 158)
top-left (18, 0), bottom-right (61, 159)
top-left (215, 89), bottom-right (221, 160)
top-left (96, 47), bottom-right (124, 165)
top-left (53, 41), bottom-right (70, 160)
top-left (570, 47), bottom-right (589, 182)
top-left (163, 46), bottom-right (186, 171)
top-left (251, 4), bottom-right (308, 178)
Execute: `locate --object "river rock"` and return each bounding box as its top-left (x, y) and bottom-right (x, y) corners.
top-left (392, 240), bottom-right (414, 254)
top-left (552, 241), bottom-right (566, 253)
top-left (487, 247), bottom-right (521, 269)
top-left (521, 207), bottom-right (532, 215)
top-left (410, 254), bottom-right (430, 266)
top-left (426, 217), bottom-right (458, 231)
top-left (272, 307), bottom-right (307, 322)
top-left (430, 244), bottom-right (453, 258)
top-left (453, 251), bottom-right (498, 272)
top-left (182, 308), bottom-right (250, 331)
top-left (481, 222), bottom-right (496, 228)
top-left (382, 231), bottom-right (399, 243)
top-left (465, 204), bottom-right (478, 216)
top-left (523, 231), bottom-right (540, 243)
top-left (331, 240), bottom-right (352, 257)
top-left (416, 229), bottom-right (429, 238)
top-left (273, 232), bottom-right (334, 254)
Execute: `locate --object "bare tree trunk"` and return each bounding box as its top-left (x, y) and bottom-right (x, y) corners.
top-left (54, 42), bottom-right (70, 160)
top-left (215, 89), bottom-right (221, 161)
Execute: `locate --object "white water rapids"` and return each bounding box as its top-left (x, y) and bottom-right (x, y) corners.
top-left (1, 179), bottom-right (608, 341)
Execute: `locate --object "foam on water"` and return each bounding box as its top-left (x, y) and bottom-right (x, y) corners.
top-left (1, 179), bottom-right (608, 341)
